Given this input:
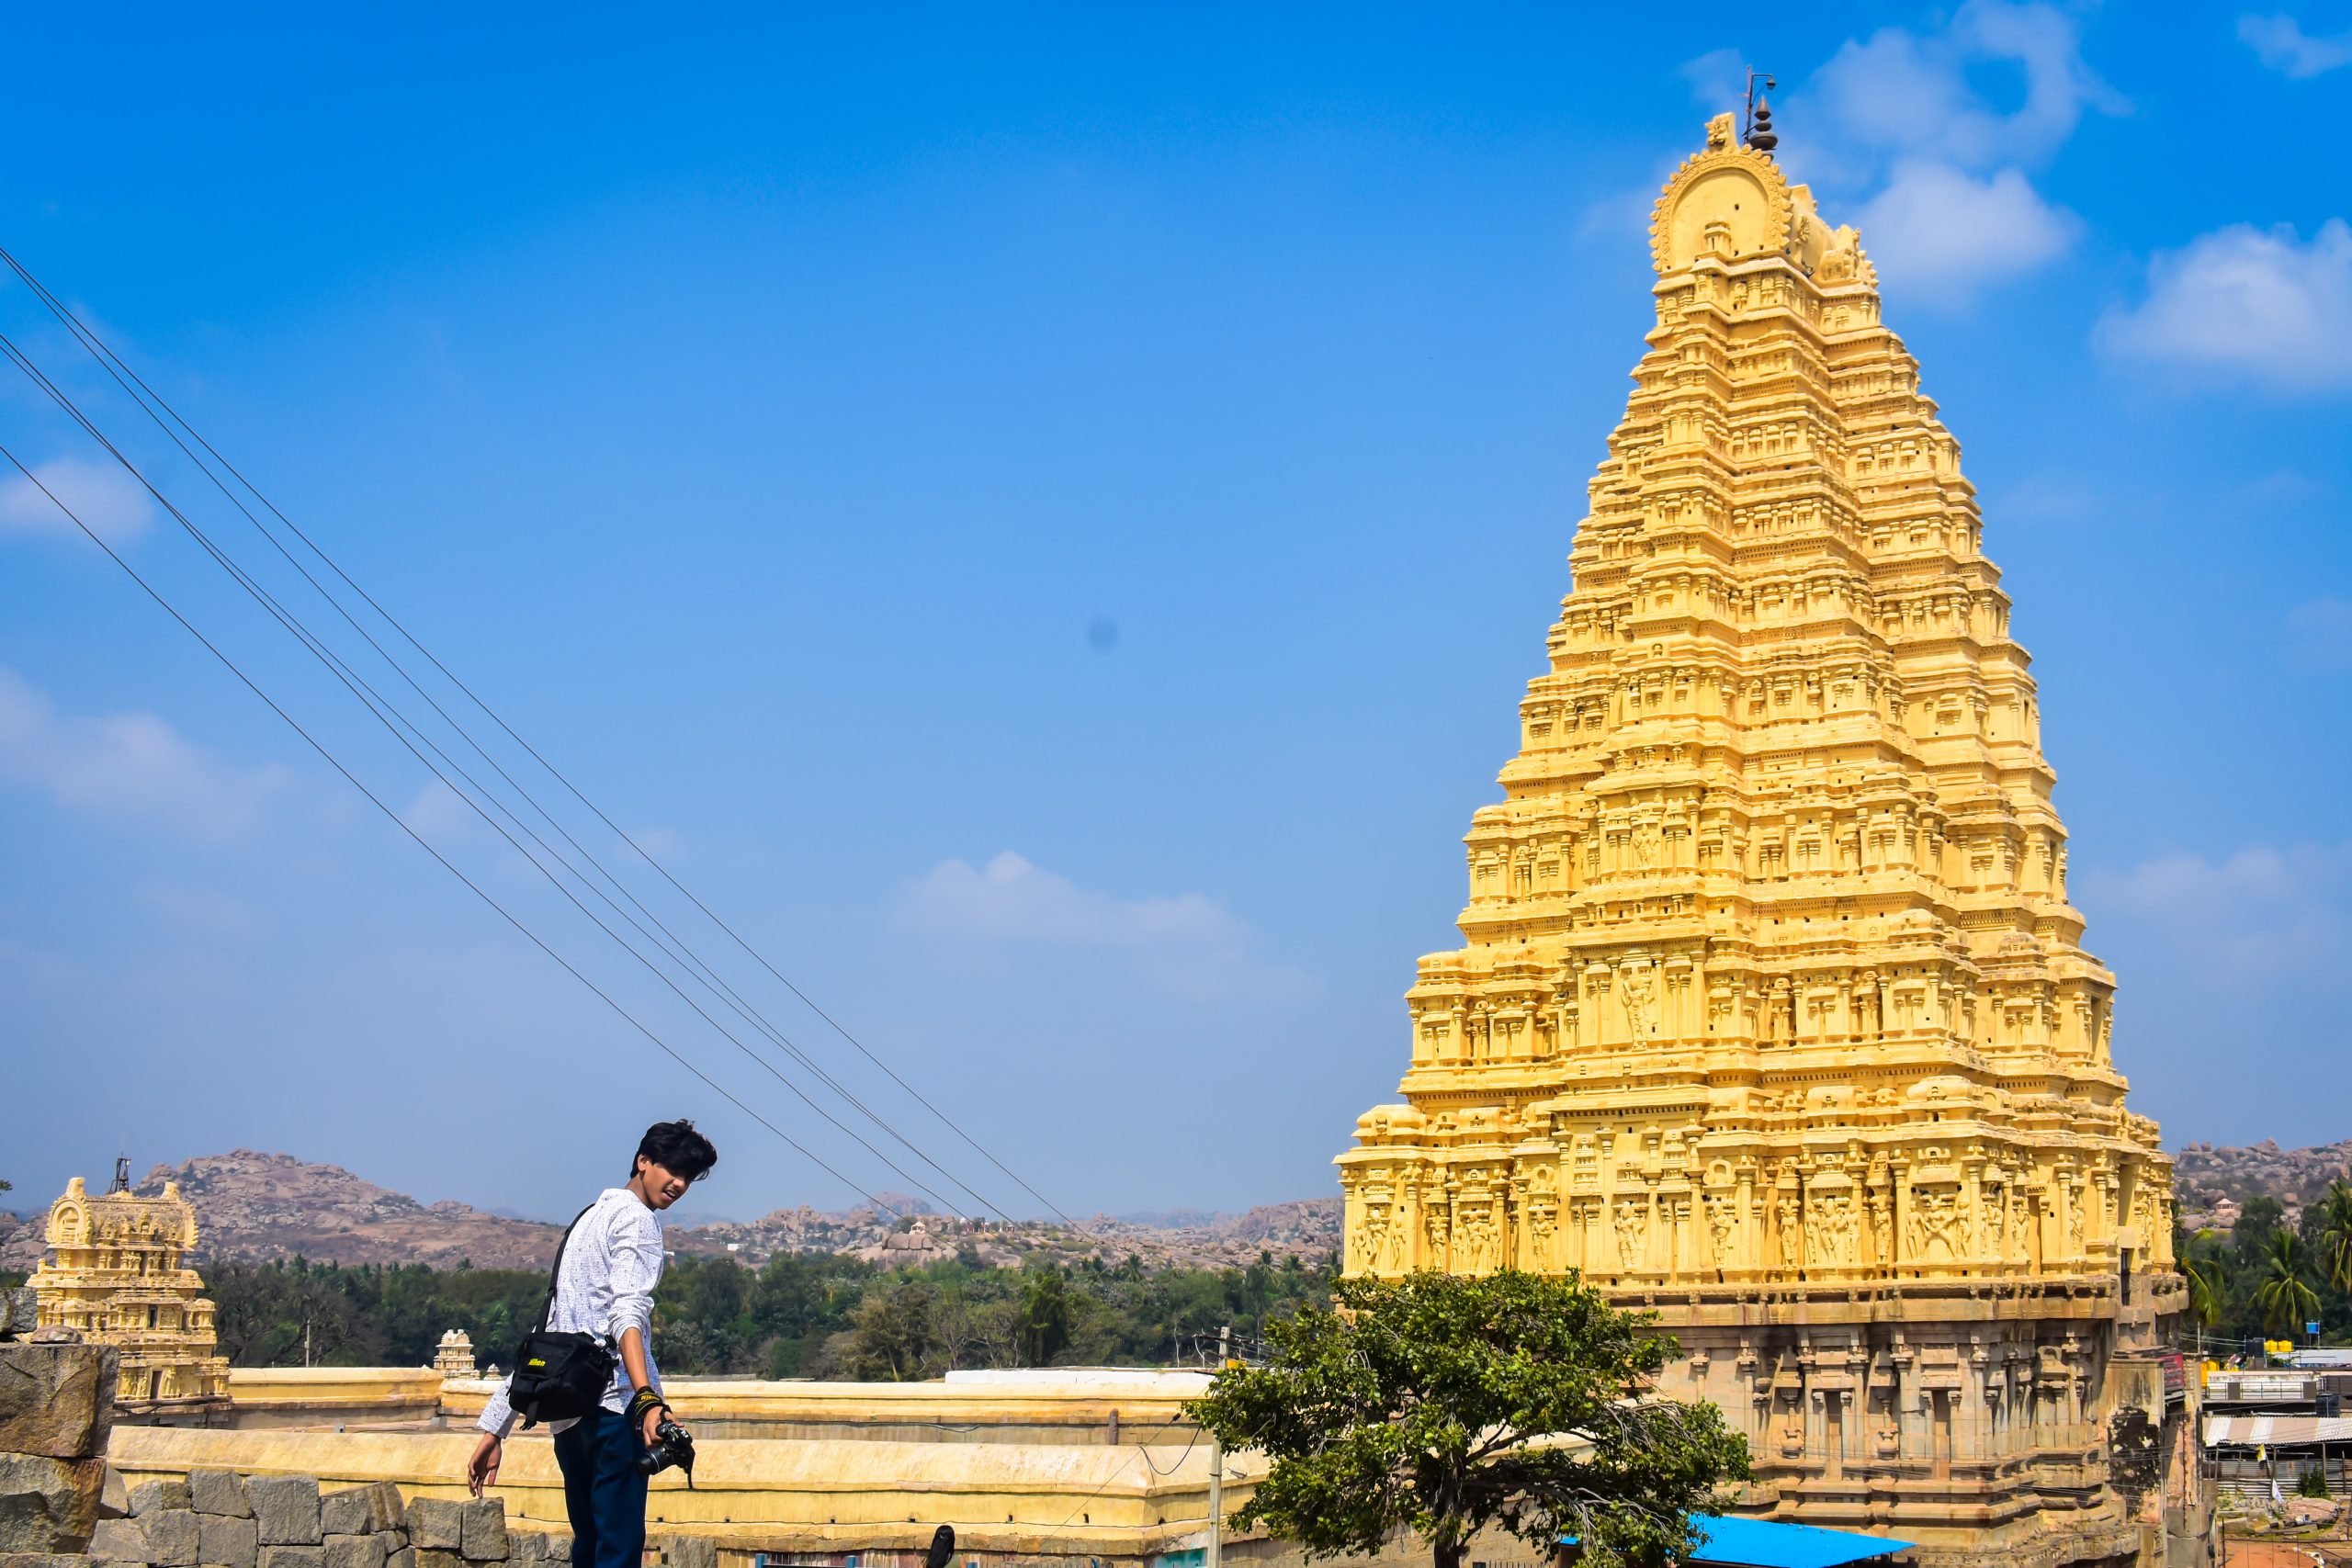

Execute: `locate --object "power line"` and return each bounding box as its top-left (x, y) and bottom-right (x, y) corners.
top-left (0, 243), bottom-right (1077, 1228)
top-left (0, 242), bottom-right (1079, 1229)
top-left (0, 331), bottom-right (978, 1220)
top-left (0, 439), bottom-right (906, 1218)
top-left (0, 269), bottom-right (1007, 1219)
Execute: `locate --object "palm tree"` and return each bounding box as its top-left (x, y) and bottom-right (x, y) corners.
top-left (2179, 1228), bottom-right (2234, 1332)
top-left (2312, 1179), bottom-right (2352, 1298)
top-left (2184, 1252), bottom-right (2229, 1328)
top-left (2254, 1230), bottom-right (2323, 1338)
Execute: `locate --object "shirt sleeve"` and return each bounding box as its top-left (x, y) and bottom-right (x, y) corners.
top-left (604, 1210), bottom-right (664, 1362)
top-left (477, 1374), bottom-right (518, 1439)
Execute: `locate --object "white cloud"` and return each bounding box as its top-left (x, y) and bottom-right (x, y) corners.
top-left (2240, 13), bottom-right (2352, 77)
top-left (631, 825), bottom-right (684, 861)
top-left (135, 883), bottom-right (264, 940)
top-left (2086, 842), bottom-right (2352, 981)
top-left (1674, 3), bottom-right (2118, 303)
top-left (1856, 162), bottom-right (2081, 300)
top-left (0, 455), bottom-right (156, 546)
top-left (895, 850), bottom-right (1307, 1002)
top-left (2098, 220), bottom-right (2352, 391)
top-left (1794, 0), bottom-right (2123, 175)
top-left (0, 667), bottom-right (292, 839)
top-left (399, 778), bottom-right (479, 840)
top-left (1679, 47), bottom-right (1747, 117)
top-left (2288, 596), bottom-right (2352, 669)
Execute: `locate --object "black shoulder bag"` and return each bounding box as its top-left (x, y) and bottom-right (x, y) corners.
top-left (505, 1202), bottom-right (618, 1427)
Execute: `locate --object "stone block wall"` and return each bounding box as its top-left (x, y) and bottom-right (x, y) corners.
top-left (21, 1468), bottom-right (568, 1568)
top-left (0, 1340), bottom-right (120, 1565)
top-left (0, 1342), bottom-right (568, 1568)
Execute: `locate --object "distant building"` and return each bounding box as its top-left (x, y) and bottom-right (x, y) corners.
top-left (432, 1328), bottom-right (479, 1379)
top-left (31, 1160), bottom-right (231, 1411)
top-left (851, 1219), bottom-right (963, 1269)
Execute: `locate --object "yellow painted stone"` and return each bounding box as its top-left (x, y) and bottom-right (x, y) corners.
top-left (107, 1416), bottom-right (1246, 1561)
top-left (1337, 116), bottom-right (2186, 1568)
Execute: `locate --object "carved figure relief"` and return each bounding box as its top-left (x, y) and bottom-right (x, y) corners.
top-left (1612, 1198), bottom-right (1648, 1269)
top-left (1527, 1206), bottom-right (1558, 1271)
top-left (1376, 1203), bottom-right (1408, 1273)
top-left (1706, 1195), bottom-right (1736, 1267)
top-left (1911, 1189), bottom-right (1961, 1262)
top-left (1776, 1193), bottom-right (1803, 1269)
top-left (1807, 1193), bottom-right (1859, 1267)
top-left (1620, 966), bottom-right (1658, 1040)
top-left (1459, 1203), bottom-right (1501, 1274)
top-left (1351, 1201), bottom-right (1389, 1274)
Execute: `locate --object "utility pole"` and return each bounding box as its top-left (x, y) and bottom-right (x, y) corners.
top-left (1207, 1323), bottom-right (1233, 1568)
top-left (1206, 1433), bottom-right (1223, 1568)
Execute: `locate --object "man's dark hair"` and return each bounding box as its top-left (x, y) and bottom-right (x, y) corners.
top-left (631, 1119), bottom-right (718, 1182)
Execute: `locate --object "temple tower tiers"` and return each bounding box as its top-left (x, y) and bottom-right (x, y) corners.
top-left (1338, 115), bottom-right (2180, 1568)
top-left (32, 1166), bottom-right (232, 1411)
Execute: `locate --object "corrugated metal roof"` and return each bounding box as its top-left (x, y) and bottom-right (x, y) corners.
top-left (2204, 1415), bottom-right (2352, 1446)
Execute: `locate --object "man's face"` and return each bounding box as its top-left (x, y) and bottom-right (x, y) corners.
top-left (636, 1157), bottom-right (692, 1209)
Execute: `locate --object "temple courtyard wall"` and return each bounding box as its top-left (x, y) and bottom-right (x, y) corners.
top-left (6, 1355), bottom-right (1283, 1568)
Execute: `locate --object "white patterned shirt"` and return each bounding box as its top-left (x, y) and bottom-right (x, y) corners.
top-left (477, 1187), bottom-right (665, 1438)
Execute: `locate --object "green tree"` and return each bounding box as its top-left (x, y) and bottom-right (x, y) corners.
top-left (2312, 1180), bottom-right (2352, 1298)
top-left (2254, 1231), bottom-right (2323, 1338)
top-left (1185, 1270), bottom-right (1749, 1568)
top-left (2180, 1231), bottom-right (2231, 1328)
top-left (842, 1279), bottom-right (942, 1381)
top-left (2235, 1196), bottom-right (2287, 1262)
top-left (1017, 1269), bottom-right (1072, 1366)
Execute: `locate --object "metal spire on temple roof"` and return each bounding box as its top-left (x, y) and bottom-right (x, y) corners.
top-left (1744, 67), bottom-right (1778, 155)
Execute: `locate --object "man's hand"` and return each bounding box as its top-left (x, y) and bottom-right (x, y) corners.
top-left (628, 1384), bottom-right (674, 1447)
top-left (467, 1433), bottom-right (502, 1496)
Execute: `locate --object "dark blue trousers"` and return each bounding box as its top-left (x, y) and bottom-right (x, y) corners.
top-left (553, 1409), bottom-right (646, 1568)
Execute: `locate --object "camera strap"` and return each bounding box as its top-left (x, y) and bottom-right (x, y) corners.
top-left (534, 1201), bottom-right (601, 1337)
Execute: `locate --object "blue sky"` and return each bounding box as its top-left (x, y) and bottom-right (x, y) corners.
top-left (3, 4), bottom-right (2347, 1225)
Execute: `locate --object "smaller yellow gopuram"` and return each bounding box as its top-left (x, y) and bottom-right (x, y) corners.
top-left (32, 1160), bottom-right (231, 1410)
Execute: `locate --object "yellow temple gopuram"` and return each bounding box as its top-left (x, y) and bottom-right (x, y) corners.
top-left (32, 1160), bottom-right (232, 1413)
top-left (1338, 115), bottom-right (2186, 1568)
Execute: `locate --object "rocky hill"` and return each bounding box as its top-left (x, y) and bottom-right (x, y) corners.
top-left (137, 1151), bottom-right (566, 1269)
top-left (24, 1139), bottom-right (2346, 1273)
top-left (1, 1151), bottom-right (1341, 1275)
top-left (0, 1209), bottom-right (39, 1274)
top-left (2175, 1138), bottom-right (2352, 1233)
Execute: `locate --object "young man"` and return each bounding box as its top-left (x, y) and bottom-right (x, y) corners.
top-left (466, 1120), bottom-right (718, 1568)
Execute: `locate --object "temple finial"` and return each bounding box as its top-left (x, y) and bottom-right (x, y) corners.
top-left (1744, 67), bottom-right (1779, 155)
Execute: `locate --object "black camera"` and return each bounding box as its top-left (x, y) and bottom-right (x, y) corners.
top-left (636, 1415), bottom-right (695, 1484)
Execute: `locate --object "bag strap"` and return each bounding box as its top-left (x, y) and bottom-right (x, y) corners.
top-left (533, 1201), bottom-right (601, 1334)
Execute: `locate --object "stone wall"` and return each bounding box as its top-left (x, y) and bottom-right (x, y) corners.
top-left (0, 1322), bottom-right (560, 1568)
top-left (81, 1472), bottom-right (559, 1568)
top-left (0, 1335), bottom-right (120, 1565)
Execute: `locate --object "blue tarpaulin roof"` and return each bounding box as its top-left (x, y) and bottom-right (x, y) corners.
top-left (1687, 1515), bottom-right (1914, 1568)
top-left (1562, 1515), bottom-right (1913, 1568)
